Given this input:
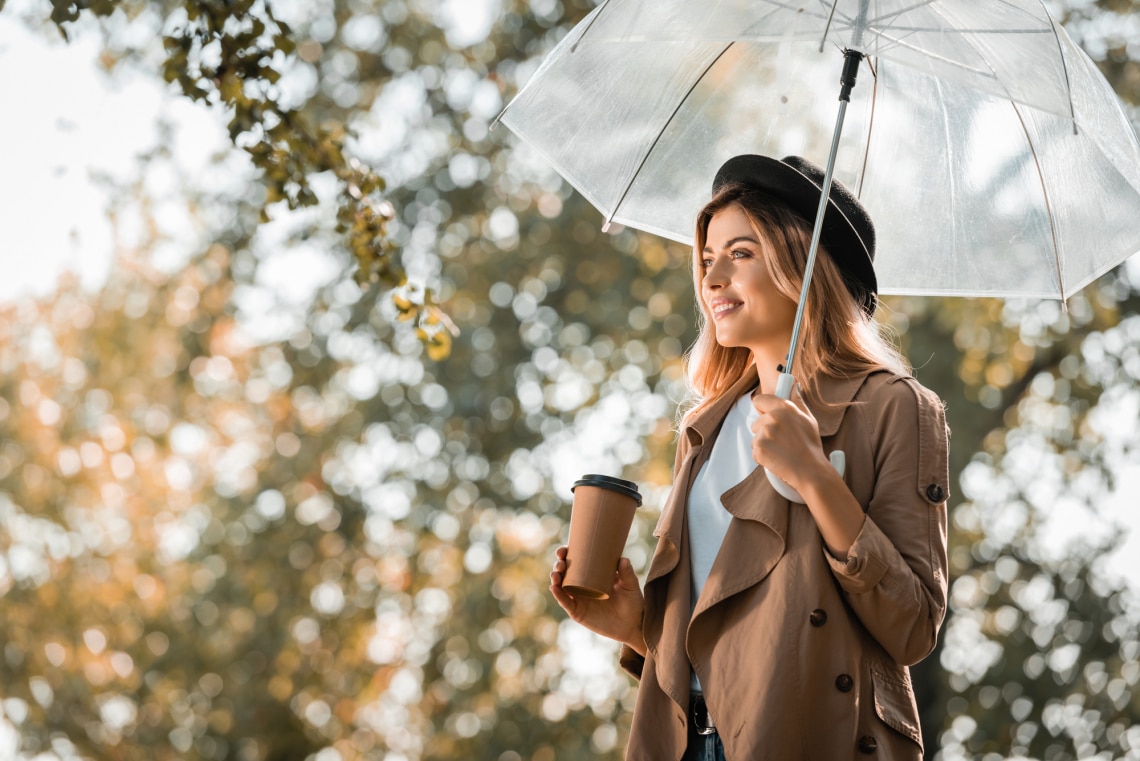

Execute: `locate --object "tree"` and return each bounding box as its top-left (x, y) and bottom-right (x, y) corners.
top-left (2, 1), bottom-right (683, 757)
top-left (2, 0), bottom-right (1139, 759)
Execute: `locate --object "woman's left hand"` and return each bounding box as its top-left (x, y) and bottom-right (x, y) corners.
top-left (750, 388), bottom-right (832, 493)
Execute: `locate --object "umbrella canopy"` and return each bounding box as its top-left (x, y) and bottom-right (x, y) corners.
top-left (499, 0), bottom-right (1140, 301)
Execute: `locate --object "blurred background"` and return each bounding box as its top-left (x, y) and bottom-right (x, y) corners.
top-left (0, 0), bottom-right (1139, 759)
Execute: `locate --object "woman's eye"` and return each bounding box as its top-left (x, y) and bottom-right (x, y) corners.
top-left (732, 249), bottom-right (752, 259)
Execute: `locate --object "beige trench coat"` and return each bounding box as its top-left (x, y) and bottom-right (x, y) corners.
top-left (619, 368), bottom-right (950, 760)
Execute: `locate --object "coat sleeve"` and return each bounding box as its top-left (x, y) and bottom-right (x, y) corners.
top-left (619, 644), bottom-right (645, 680)
top-left (824, 376), bottom-right (950, 666)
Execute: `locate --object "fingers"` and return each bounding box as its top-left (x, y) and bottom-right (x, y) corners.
top-left (549, 552), bottom-right (576, 616)
top-left (752, 391), bottom-right (815, 432)
top-left (615, 557), bottom-right (639, 591)
top-left (751, 391), bottom-right (800, 415)
top-left (549, 581), bottom-right (580, 621)
top-left (551, 546), bottom-right (568, 579)
top-left (549, 574), bottom-right (573, 604)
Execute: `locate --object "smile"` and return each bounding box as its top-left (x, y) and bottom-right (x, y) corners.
top-left (711, 300), bottom-right (743, 317)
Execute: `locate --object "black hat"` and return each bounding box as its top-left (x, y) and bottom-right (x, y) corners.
top-left (712, 154), bottom-right (878, 315)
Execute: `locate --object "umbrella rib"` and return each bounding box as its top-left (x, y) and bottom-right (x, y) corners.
top-left (862, 0), bottom-right (938, 31)
top-left (932, 74), bottom-right (962, 285)
top-left (918, 7), bottom-right (1068, 288)
top-left (1037, 0), bottom-right (1078, 135)
top-left (738, 5), bottom-right (794, 40)
top-left (818, 0), bottom-right (841, 52)
top-left (900, 3), bottom-right (1061, 296)
top-left (866, 25), bottom-right (1050, 35)
top-left (855, 57), bottom-right (878, 199)
top-left (1010, 100), bottom-right (1067, 303)
top-left (821, 2), bottom-right (1044, 38)
top-left (865, 0), bottom-right (1048, 34)
top-left (871, 30), bottom-right (996, 79)
top-left (753, 0), bottom-right (833, 23)
top-left (492, 2), bottom-right (610, 130)
top-left (992, 0), bottom-right (1055, 25)
top-left (871, 27), bottom-right (1058, 102)
top-left (570, 0), bottom-right (611, 53)
top-left (603, 42), bottom-right (736, 232)
top-left (918, 2), bottom-right (1070, 121)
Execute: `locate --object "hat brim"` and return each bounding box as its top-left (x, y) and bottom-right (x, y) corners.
top-left (712, 155), bottom-right (877, 314)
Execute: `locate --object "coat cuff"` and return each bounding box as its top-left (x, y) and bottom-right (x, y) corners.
top-left (824, 516), bottom-right (891, 593)
top-left (619, 644), bottom-right (645, 680)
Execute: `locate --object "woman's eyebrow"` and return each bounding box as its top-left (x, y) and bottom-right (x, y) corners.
top-left (703, 235), bottom-right (761, 253)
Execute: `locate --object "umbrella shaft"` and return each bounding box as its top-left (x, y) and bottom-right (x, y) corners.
top-left (785, 51), bottom-right (864, 377)
top-left (783, 102), bottom-right (846, 376)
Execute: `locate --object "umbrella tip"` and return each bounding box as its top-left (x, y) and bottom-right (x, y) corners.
top-left (490, 103), bottom-right (510, 131)
top-left (601, 221), bottom-right (612, 233)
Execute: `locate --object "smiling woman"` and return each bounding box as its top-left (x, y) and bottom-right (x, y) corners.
top-left (551, 154), bottom-right (952, 761)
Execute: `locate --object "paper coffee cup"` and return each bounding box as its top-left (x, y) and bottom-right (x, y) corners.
top-left (563, 474), bottom-right (642, 599)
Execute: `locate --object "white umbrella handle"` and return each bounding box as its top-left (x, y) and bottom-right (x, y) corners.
top-left (765, 372), bottom-right (846, 504)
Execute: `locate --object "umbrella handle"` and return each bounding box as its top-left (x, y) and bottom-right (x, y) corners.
top-left (765, 372), bottom-right (846, 504)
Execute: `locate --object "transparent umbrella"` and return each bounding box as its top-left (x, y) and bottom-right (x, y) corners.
top-left (497, 0), bottom-right (1140, 501)
top-left (498, 0), bottom-right (1140, 304)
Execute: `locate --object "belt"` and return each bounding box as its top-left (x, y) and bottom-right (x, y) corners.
top-left (690, 693), bottom-right (716, 736)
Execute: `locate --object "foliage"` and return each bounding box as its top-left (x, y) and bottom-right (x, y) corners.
top-left (38, 0), bottom-right (445, 350)
top-left (898, 286), bottom-right (1140, 759)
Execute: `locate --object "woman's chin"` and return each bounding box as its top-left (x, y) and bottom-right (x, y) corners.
top-left (713, 330), bottom-right (746, 349)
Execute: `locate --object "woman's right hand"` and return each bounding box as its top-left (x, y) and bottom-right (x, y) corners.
top-left (549, 546), bottom-right (647, 656)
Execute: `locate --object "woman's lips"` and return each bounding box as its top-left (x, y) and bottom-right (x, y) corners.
top-left (711, 300), bottom-right (743, 319)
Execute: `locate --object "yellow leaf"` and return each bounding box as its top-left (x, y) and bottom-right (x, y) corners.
top-left (426, 330), bottom-right (452, 361)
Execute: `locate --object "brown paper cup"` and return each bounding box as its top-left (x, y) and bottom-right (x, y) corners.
top-left (563, 474), bottom-right (642, 599)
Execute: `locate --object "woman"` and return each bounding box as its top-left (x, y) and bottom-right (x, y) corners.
top-left (550, 154), bottom-right (950, 760)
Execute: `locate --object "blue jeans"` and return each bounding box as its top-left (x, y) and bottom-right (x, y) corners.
top-left (682, 728), bottom-right (727, 761)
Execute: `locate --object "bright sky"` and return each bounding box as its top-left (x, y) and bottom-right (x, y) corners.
top-left (1, 2), bottom-right (1139, 599)
top-left (0, 18), bottom-right (122, 299)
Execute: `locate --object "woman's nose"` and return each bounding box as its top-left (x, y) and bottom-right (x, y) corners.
top-left (704, 257), bottom-right (729, 287)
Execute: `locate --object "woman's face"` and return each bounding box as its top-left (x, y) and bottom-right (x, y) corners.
top-left (699, 205), bottom-right (798, 353)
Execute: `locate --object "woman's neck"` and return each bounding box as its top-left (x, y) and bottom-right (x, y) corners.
top-left (750, 346), bottom-right (788, 395)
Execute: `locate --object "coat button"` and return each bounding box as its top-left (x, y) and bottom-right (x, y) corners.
top-left (926, 484), bottom-right (945, 502)
top-left (835, 674), bottom-right (854, 692)
top-left (809, 609), bottom-right (827, 627)
top-left (858, 735), bottom-right (878, 753)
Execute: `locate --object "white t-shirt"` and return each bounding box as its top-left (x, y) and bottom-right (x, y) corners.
top-left (687, 391), bottom-right (759, 691)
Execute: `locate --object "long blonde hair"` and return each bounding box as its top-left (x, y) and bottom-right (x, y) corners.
top-left (683, 182), bottom-right (908, 419)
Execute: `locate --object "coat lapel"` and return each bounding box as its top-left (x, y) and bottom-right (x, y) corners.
top-left (645, 365), bottom-right (880, 668)
top-left (642, 372), bottom-right (759, 707)
top-left (693, 461), bottom-right (789, 616)
top-left (691, 367), bottom-right (876, 616)
top-left (645, 372), bottom-right (756, 586)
